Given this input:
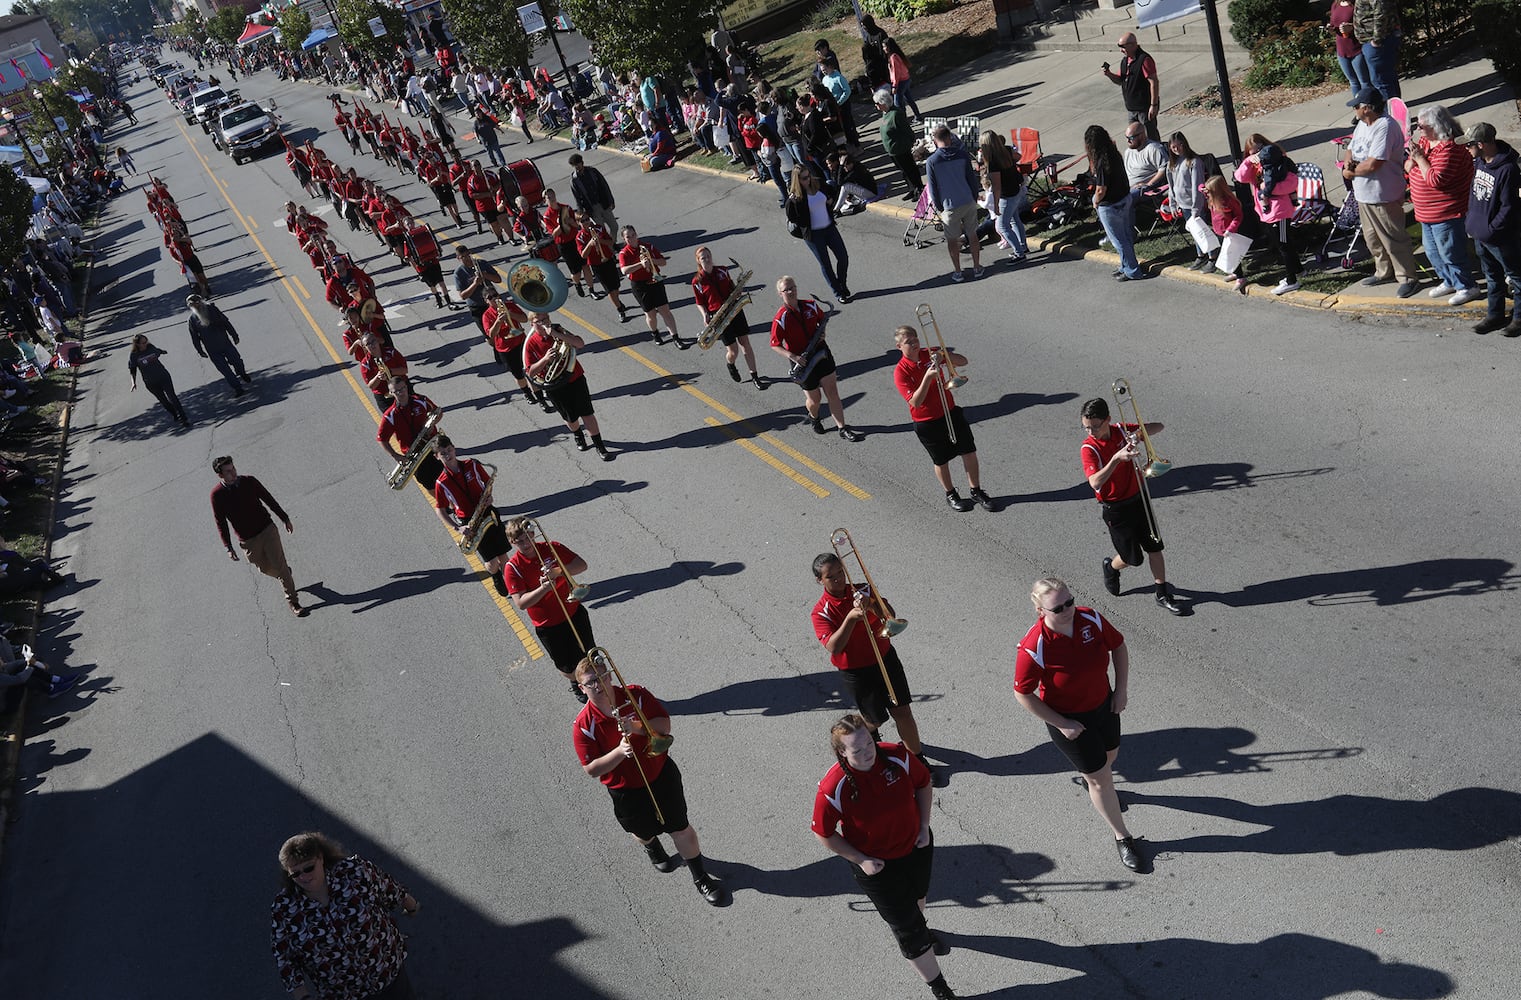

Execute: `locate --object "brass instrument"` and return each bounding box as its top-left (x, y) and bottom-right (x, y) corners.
top-left (698, 262), bottom-right (752, 350)
top-left (456, 462), bottom-right (499, 554)
top-left (526, 516), bottom-right (591, 602)
top-left (505, 257), bottom-right (569, 313)
top-left (582, 646), bottom-right (669, 825)
top-left (1110, 378), bottom-right (1169, 545)
top-left (523, 322), bottom-right (577, 391)
top-left (913, 304), bottom-right (965, 444)
top-left (829, 528), bottom-right (906, 707)
top-left (639, 243), bottom-right (661, 279)
top-left (386, 409), bottom-right (442, 489)
top-left (789, 299), bottom-right (830, 385)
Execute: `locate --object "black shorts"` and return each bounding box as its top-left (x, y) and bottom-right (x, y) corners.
top-left (1045, 692), bottom-right (1122, 775)
top-left (410, 453), bottom-right (444, 490)
top-left (557, 241), bottom-right (586, 273)
top-left (474, 517), bottom-right (509, 562)
top-left (840, 647), bottom-right (911, 727)
top-left (1101, 492), bottom-right (1164, 566)
top-left (796, 348), bottom-right (836, 392)
top-left (495, 344), bottom-right (528, 379)
top-left (631, 279), bottom-right (668, 312)
top-left (431, 184), bottom-right (457, 208)
top-left (293, 162), bottom-right (312, 186)
top-left (851, 834), bottom-right (935, 959)
top-left (719, 309), bottom-right (750, 347)
top-left (608, 757), bottom-right (690, 840)
top-left (536, 603), bottom-right (595, 673)
top-left (547, 374), bottom-right (595, 422)
top-left (181, 252), bottom-right (204, 275)
top-left (417, 260), bottom-right (444, 286)
top-left (913, 407), bottom-right (976, 467)
top-left (480, 206), bottom-right (500, 223)
top-left (591, 260), bottom-right (621, 294)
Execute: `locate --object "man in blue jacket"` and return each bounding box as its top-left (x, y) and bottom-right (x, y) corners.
top-left (924, 125), bottom-right (983, 281)
top-left (1462, 122), bottom-right (1521, 336)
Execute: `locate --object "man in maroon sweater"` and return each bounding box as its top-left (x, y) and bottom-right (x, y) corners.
top-left (210, 456), bottom-right (306, 617)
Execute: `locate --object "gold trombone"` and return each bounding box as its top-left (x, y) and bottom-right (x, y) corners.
top-left (1110, 378), bottom-right (1170, 544)
top-left (526, 516), bottom-right (591, 603)
top-left (829, 528), bottom-right (905, 707)
top-left (582, 646), bottom-right (669, 825)
top-left (914, 304), bottom-right (968, 389)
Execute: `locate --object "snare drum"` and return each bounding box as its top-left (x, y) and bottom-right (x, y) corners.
top-left (508, 158), bottom-right (544, 206)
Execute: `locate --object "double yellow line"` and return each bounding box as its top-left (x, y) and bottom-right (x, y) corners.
top-left (174, 119), bottom-right (543, 659)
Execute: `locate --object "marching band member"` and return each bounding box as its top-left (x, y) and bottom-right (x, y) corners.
top-left (523, 312), bottom-right (614, 462)
top-left (433, 435), bottom-right (510, 592)
top-left (542, 189), bottom-right (593, 299)
top-left (812, 714), bottom-right (956, 999)
top-left (1013, 577), bottom-right (1145, 872)
top-left (164, 218), bottom-right (210, 297)
top-left (617, 225), bottom-right (687, 348)
top-left (1078, 398), bottom-right (1183, 614)
top-left (464, 160), bottom-right (509, 245)
top-left (503, 516), bottom-right (597, 697)
top-left (418, 151), bottom-right (464, 229)
top-left (572, 654), bottom-right (727, 905)
top-left (481, 288), bottom-right (544, 410)
top-left (449, 151), bottom-right (483, 234)
top-left (357, 332), bottom-right (406, 408)
top-left (575, 211), bottom-right (630, 321)
top-left (769, 276), bottom-right (862, 441)
top-left (811, 553), bottom-right (926, 762)
top-left (892, 326), bottom-right (994, 513)
top-left (691, 246), bottom-right (767, 389)
top-left (377, 375), bottom-right (444, 488)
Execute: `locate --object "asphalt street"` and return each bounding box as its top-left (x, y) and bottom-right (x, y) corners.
top-left (0, 62), bottom-right (1517, 1000)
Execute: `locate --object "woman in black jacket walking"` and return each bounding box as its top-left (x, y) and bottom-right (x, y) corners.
top-left (127, 334), bottom-right (189, 427)
top-left (786, 165), bottom-right (852, 302)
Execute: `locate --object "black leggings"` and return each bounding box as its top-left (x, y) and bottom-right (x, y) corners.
top-left (144, 379), bottom-right (185, 422)
top-left (1266, 219), bottom-right (1301, 282)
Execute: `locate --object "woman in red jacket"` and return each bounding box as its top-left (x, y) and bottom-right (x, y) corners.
top-left (1407, 105), bottom-right (1480, 306)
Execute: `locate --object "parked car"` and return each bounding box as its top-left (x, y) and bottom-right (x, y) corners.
top-left (214, 102), bottom-right (282, 164)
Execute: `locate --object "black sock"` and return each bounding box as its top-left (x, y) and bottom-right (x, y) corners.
top-left (928, 975), bottom-right (948, 992)
top-left (686, 852), bottom-right (709, 880)
top-left (592, 433), bottom-right (606, 449)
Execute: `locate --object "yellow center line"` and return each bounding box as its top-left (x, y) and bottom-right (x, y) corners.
top-left (290, 275), bottom-right (311, 300)
top-left (176, 119), bottom-right (543, 658)
top-left (703, 418), bottom-right (829, 497)
top-left (557, 306), bottom-right (871, 501)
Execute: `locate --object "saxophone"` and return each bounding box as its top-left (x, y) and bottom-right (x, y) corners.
top-left (457, 462), bottom-right (499, 554)
top-left (386, 410), bottom-right (442, 489)
top-left (697, 266), bottom-right (753, 351)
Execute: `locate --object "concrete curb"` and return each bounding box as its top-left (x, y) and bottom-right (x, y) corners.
top-left (0, 218), bottom-right (92, 862)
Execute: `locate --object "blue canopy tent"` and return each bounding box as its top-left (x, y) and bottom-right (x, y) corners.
top-left (301, 26), bottom-right (338, 50)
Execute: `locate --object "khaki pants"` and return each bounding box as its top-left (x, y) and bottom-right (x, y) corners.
top-left (1358, 199), bottom-right (1419, 283)
top-left (241, 522), bottom-right (297, 603)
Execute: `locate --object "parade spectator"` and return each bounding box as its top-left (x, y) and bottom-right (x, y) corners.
top-left (925, 125), bottom-right (983, 281)
top-left (569, 154), bottom-right (618, 235)
top-left (884, 37), bottom-right (921, 121)
top-left (876, 89), bottom-right (923, 202)
top-left (0, 547), bottom-right (65, 599)
top-left (861, 15), bottom-right (891, 91)
top-left (186, 294), bottom-right (252, 397)
top-left (1235, 141), bottom-right (1302, 295)
top-left (1103, 33), bottom-right (1161, 144)
top-left (1460, 123), bottom-right (1521, 336)
top-left (127, 334), bottom-right (189, 427)
top-left (1343, 87), bottom-right (1420, 297)
top-left (1165, 131), bottom-right (1210, 269)
top-left (0, 635), bottom-right (79, 699)
top-left (1087, 125), bottom-right (1145, 282)
top-left (979, 130), bottom-right (1028, 263)
top-left (786, 166), bottom-right (852, 303)
top-left (1407, 105), bottom-right (1480, 306)
top-left (1353, 0), bottom-right (1401, 100)
top-left (1122, 126), bottom-right (1168, 190)
top-left (1329, 0), bottom-right (1369, 100)
top-left (646, 124), bottom-right (677, 171)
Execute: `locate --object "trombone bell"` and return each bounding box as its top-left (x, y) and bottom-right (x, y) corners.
top-left (568, 583), bottom-right (591, 602)
top-left (946, 373), bottom-right (969, 390)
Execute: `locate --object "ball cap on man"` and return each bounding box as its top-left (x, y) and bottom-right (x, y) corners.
top-left (1458, 122), bottom-right (1498, 146)
top-left (1346, 86), bottom-right (1383, 109)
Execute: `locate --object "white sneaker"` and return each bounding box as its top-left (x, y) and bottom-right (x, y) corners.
top-left (1272, 279), bottom-right (1300, 296)
top-left (1448, 287), bottom-right (1484, 306)
top-left (1427, 282), bottom-right (1455, 298)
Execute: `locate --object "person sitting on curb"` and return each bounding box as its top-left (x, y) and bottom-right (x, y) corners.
top-left (1461, 123), bottom-right (1521, 336)
top-left (925, 125), bottom-right (983, 282)
top-left (0, 636), bottom-right (80, 700)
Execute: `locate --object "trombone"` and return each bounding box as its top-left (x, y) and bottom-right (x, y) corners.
top-left (915, 304), bottom-right (967, 444)
top-left (526, 516), bottom-right (591, 602)
top-left (829, 528), bottom-right (906, 707)
top-left (1110, 378), bottom-right (1170, 544)
top-left (583, 646), bottom-right (669, 825)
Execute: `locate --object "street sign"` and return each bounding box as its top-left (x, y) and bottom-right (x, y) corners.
top-left (517, 2), bottom-right (546, 34)
top-left (368, 16), bottom-right (387, 36)
top-left (1135, 0), bottom-right (1196, 28)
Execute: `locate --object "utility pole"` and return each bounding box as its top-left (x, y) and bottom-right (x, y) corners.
top-left (1200, 0), bottom-right (1241, 163)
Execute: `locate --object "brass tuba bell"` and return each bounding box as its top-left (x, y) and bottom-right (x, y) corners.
top-left (505, 258), bottom-right (570, 314)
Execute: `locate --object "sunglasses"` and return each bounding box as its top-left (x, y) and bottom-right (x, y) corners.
top-left (288, 862), bottom-right (319, 878)
top-left (1043, 597), bottom-right (1076, 613)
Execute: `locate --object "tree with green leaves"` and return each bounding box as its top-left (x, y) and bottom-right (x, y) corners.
top-left (208, 4), bottom-right (250, 47)
top-left (558, 0), bottom-right (714, 80)
top-left (336, 0), bottom-right (406, 56)
top-left (440, 0), bottom-right (533, 72)
top-left (277, 5), bottom-right (313, 54)
top-left (170, 8), bottom-right (206, 41)
top-left (0, 164), bottom-right (37, 267)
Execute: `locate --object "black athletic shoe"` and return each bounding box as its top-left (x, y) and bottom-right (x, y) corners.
top-left (1474, 316), bottom-right (1507, 335)
top-left (752, 373), bottom-right (769, 390)
top-left (693, 873), bottom-right (727, 906)
top-left (838, 426), bottom-right (863, 442)
top-left (1116, 835), bottom-right (1143, 872)
top-left (1155, 584), bottom-right (1184, 615)
top-left (968, 487), bottom-right (997, 512)
top-left (574, 430), bottom-right (591, 451)
top-left (644, 840), bottom-right (680, 873)
top-left (810, 415), bottom-right (828, 434)
top-left (727, 362), bottom-right (741, 382)
top-left (1102, 557), bottom-right (1121, 596)
top-left (946, 489), bottom-right (974, 512)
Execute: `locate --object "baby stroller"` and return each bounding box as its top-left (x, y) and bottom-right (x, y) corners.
top-left (1317, 188), bottom-right (1365, 270)
top-left (902, 186), bottom-right (943, 249)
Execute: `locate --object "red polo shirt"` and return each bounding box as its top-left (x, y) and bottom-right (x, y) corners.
top-left (812, 589), bottom-right (892, 670)
top-left (894, 348), bottom-right (953, 422)
top-left (770, 300), bottom-right (825, 354)
top-left (691, 266), bottom-right (735, 315)
top-left (1013, 608), bottom-right (1123, 714)
top-left (573, 684), bottom-right (670, 789)
top-left (811, 742), bottom-right (929, 861)
top-left (1081, 423), bottom-right (1141, 503)
top-left (505, 540), bottom-right (582, 626)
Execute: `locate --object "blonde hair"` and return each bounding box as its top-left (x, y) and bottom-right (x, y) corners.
top-left (1029, 577), bottom-right (1068, 610)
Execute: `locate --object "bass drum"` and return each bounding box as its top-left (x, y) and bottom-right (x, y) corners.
top-left (406, 224), bottom-right (439, 263)
top-left (508, 158), bottom-right (544, 207)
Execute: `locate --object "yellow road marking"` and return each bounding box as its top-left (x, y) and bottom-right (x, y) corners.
top-left (248, 218), bottom-right (258, 230)
top-left (290, 275), bottom-right (311, 300)
top-left (703, 418), bottom-right (829, 498)
top-left (558, 306), bottom-right (871, 501)
top-left (177, 119), bottom-right (543, 658)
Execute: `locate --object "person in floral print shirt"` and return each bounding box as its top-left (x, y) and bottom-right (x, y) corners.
top-left (270, 832), bottom-right (420, 999)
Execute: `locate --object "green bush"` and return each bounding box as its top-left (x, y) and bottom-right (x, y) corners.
top-left (860, 0), bottom-right (949, 23)
top-left (1244, 21), bottom-right (1338, 89)
top-left (808, 0), bottom-right (854, 30)
top-left (1227, 0), bottom-right (1317, 50)
top-left (1473, 0), bottom-right (1521, 90)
